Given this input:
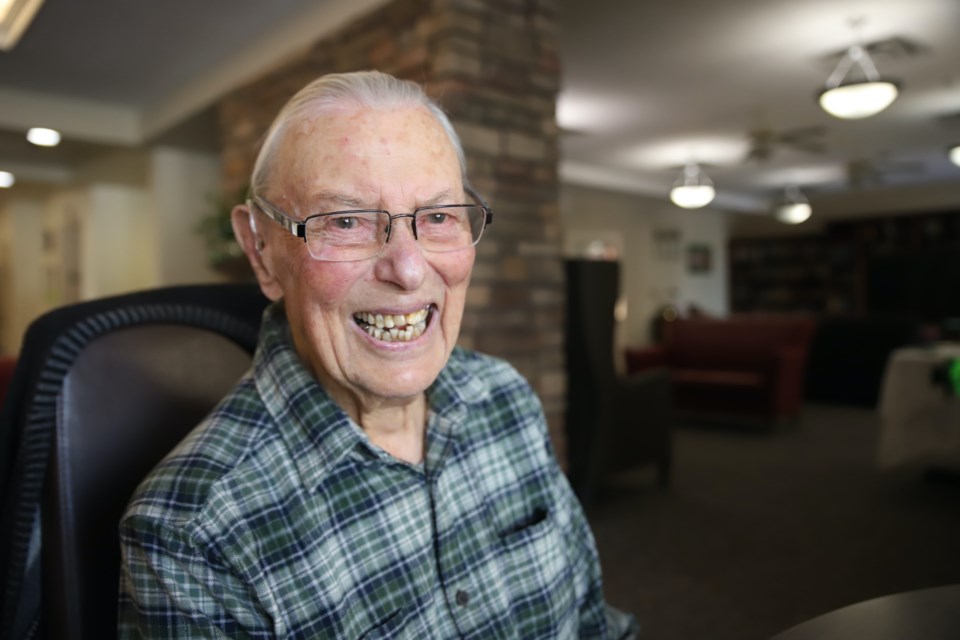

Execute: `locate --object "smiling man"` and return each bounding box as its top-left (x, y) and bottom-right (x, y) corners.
top-left (118, 71), bottom-right (636, 639)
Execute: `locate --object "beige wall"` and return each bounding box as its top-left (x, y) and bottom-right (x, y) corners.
top-left (0, 147), bottom-right (225, 354)
top-left (561, 183), bottom-right (729, 355)
top-left (82, 184), bottom-right (155, 299)
top-left (0, 194), bottom-right (45, 354)
top-left (150, 147), bottom-right (227, 285)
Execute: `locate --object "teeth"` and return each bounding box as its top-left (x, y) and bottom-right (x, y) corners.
top-left (355, 306), bottom-right (431, 343)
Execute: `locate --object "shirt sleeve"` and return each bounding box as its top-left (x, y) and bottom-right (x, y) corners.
top-left (117, 513), bottom-right (269, 639)
top-left (543, 425), bottom-right (641, 639)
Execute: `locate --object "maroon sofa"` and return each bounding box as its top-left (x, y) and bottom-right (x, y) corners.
top-left (0, 356), bottom-right (15, 410)
top-left (625, 315), bottom-right (816, 424)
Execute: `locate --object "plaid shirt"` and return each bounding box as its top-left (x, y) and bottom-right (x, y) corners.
top-left (118, 304), bottom-right (635, 639)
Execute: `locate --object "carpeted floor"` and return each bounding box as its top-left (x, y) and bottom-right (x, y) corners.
top-left (585, 403), bottom-right (960, 640)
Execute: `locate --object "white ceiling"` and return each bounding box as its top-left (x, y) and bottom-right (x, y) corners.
top-left (1, 0), bottom-right (959, 215)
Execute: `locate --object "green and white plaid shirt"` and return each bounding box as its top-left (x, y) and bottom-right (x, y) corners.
top-left (118, 303), bottom-right (636, 638)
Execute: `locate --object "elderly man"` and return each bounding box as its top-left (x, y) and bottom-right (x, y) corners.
top-left (118, 70), bottom-right (636, 639)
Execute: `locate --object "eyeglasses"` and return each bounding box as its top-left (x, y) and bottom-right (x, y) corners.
top-left (249, 187), bottom-right (493, 262)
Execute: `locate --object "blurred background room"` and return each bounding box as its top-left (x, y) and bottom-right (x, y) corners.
top-left (1, 1), bottom-right (959, 638)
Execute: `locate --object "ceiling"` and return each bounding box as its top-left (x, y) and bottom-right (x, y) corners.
top-left (1, 0), bottom-right (959, 216)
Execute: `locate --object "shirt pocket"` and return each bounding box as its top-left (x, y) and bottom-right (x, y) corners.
top-left (498, 505), bottom-right (551, 549)
top-left (495, 506), bottom-right (575, 635)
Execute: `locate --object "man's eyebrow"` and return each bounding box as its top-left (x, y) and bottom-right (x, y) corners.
top-left (418, 189), bottom-right (458, 207)
top-left (308, 191), bottom-right (370, 210)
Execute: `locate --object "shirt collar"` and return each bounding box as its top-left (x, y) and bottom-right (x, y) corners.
top-left (252, 302), bottom-right (492, 489)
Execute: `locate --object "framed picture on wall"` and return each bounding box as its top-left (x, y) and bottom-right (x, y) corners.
top-left (653, 228), bottom-right (681, 261)
top-left (687, 243), bottom-right (712, 273)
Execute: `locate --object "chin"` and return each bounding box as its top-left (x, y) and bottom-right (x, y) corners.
top-left (363, 356), bottom-right (445, 400)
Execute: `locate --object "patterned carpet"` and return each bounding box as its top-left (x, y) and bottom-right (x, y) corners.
top-left (585, 403), bottom-right (960, 640)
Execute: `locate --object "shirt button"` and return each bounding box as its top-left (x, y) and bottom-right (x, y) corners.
top-left (455, 590), bottom-right (469, 607)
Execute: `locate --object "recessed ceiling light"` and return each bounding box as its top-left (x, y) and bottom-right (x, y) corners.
top-left (27, 127), bottom-right (61, 147)
top-left (950, 144), bottom-right (960, 168)
top-left (0, 171), bottom-right (14, 188)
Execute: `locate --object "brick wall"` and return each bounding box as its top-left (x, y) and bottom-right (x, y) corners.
top-left (219, 0), bottom-right (566, 461)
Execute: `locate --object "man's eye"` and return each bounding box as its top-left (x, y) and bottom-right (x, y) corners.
top-left (332, 216), bottom-right (359, 230)
top-left (425, 212), bottom-right (450, 225)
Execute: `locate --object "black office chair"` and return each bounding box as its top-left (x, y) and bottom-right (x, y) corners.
top-left (0, 283), bottom-right (269, 640)
top-left (564, 259), bottom-right (673, 504)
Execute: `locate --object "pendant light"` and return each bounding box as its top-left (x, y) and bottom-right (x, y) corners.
top-left (818, 36), bottom-right (899, 120)
top-left (773, 185), bottom-right (812, 224)
top-left (669, 163), bottom-right (715, 209)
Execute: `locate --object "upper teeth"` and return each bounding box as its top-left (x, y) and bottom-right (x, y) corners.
top-left (356, 308), bottom-right (428, 329)
top-left (354, 307), bottom-right (430, 342)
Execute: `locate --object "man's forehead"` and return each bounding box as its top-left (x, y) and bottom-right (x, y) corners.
top-left (300, 186), bottom-right (461, 209)
top-left (278, 112), bottom-right (456, 162)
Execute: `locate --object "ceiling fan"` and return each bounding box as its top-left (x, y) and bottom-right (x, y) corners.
top-left (745, 125), bottom-right (828, 162)
top-left (844, 156), bottom-right (926, 189)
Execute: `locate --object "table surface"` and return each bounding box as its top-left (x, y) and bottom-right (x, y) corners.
top-left (770, 584), bottom-right (960, 640)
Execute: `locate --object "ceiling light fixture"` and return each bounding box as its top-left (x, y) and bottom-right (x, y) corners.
top-left (0, 170), bottom-right (14, 188)
top-left (0, 0), bottom-right (46, 50)
top-left (27, 127), bottom-right (61, 147)
top-left (669, 163), bottom-right (715, 209)
top-left (949, 144), bottom-right (960, 168)
top-left (818, 23), bottom-right (899, 120)
top-left (773, 185), bottom-right (812, 224)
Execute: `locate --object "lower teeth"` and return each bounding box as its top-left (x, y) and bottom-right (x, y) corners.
top-left (361, 321), bottom-right (426, 342)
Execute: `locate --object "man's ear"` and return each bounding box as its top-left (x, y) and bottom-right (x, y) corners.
top-left (231, 203), bottom-right (283, 301)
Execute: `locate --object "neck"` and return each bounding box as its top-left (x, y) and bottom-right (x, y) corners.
top-left (355, 395), bottom-right (427, 464)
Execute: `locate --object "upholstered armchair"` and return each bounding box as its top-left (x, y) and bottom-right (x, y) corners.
top-left (0, 284), bottom-right (268, 640)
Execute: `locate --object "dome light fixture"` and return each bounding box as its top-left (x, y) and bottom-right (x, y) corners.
top-left (773, 185), bottom-right (812, 224)
top-left (949, 144), bottom-right (960, 168)
top-left (669, 163), bottom-right (716, 209)
top-left (818, 42), bottom-right (899, 120)
top-left (0, 170), bottom-right (14, 188)
top-left (27, 127), bottom-right (61, 147)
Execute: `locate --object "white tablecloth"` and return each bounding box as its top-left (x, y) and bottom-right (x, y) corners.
top-left (877, 343), bottom-right (960, 469)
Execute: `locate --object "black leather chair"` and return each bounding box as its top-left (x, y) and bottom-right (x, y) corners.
top-left (564, 259), bottom-right (673, 504)
top-left (0, 283), bottom-right (269, 640)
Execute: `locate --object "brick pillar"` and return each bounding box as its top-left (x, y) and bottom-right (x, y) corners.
top-left (219, 0), bottom-right (566, 462)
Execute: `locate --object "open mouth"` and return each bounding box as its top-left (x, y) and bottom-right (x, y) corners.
top-left (353, 305), bottom-right (433, 342)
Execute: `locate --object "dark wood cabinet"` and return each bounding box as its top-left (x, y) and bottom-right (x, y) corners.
top-left (729, 209), bottom-right (960, 320)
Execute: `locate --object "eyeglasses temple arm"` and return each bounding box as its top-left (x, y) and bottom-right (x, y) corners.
top-left (464, 184), bottom-right (493, 226)
top-left (250, 197), bottom-right (307, 239)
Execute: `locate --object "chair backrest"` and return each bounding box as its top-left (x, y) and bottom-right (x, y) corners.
top-left (0, 283), bottom-right (269, 640)
top-left (564, 258), bottom-right (620, 388)
top-left (564, 259), bottom-right (619, 488)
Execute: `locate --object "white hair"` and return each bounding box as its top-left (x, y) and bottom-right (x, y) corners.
top-left (249, 70), bottom-right (466, 196)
